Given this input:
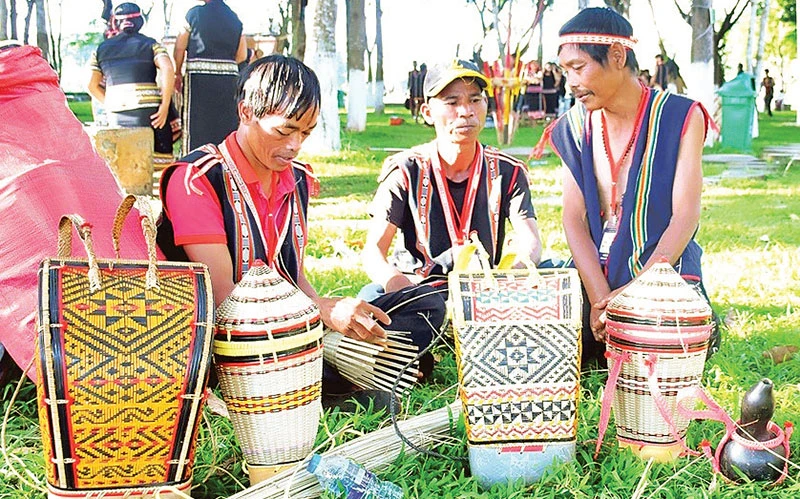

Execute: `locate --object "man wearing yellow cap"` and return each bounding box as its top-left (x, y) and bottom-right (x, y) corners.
top-left (360, 59), bottom-right (543, 378)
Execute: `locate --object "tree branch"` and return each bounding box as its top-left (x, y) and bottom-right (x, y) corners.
top-left (673, 0), bottom-right (689, 23)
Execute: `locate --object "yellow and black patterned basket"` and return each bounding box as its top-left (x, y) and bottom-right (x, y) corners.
top-left (36, 196), bottom-right (214, 498)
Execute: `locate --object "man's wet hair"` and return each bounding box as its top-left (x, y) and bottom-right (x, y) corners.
top-left (558, 7), bottom-right (639, 73)
top-left (237, 54), bottom-right (321, 120)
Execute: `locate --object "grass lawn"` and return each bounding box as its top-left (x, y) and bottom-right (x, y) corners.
top-left (2, 105), bottom-right (798, 498)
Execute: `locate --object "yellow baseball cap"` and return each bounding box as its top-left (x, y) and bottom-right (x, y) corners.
top-left (423, 59), bottom-right (491, 99)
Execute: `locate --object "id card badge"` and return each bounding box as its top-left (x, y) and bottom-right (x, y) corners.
top-left (598, 216), bottom-right (618, 265)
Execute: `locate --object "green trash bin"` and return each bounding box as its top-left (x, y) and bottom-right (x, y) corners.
top-left (337, 90), bottom-right (346, 108)
top-left (716, 72), bottom-right (756, 151)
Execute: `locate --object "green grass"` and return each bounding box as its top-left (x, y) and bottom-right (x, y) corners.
top-left (3, 106), bottom-right (799, 498)
top-left (68, 100), bottom-right (94, 123)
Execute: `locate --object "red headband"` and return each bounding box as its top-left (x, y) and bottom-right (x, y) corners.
top-left (113, 12), bottom-right (142, 20)
top-left (559, 33), bottom-right (637, 50)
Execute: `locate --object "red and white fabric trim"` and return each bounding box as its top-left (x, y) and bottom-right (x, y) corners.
top-left (559, 33), bottom-right (637, 50)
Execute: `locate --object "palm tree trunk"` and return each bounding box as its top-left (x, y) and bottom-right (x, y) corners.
top-left (686, 0), bottom-right (716, 142)
top-left (36, 0), bottom-right (49, 61)
top-left (304, 0), bottom-right (340, 153)
top-left (745, 0), bottom-right (757, 72)
top-left (374, 0), bottom-right (385, 115)
top-left (291, 0), bottom-right (306, 61)
top-left (9, 0), bottom-right (17, 40)
top-left (346, 0), bottom-right (367, 131)
top-left (24, 0), bottom-right (33, 44)
top-left (753, 0), bottom-right (772, 89)
top-left (1, 0), bottom-right (8, 40)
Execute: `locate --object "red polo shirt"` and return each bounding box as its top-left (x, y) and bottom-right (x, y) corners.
top-left (164, 132), bottom-right (297, 260)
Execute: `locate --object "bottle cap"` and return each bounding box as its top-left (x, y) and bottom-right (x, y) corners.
top-left (307, 453), bottom-right (321, 473)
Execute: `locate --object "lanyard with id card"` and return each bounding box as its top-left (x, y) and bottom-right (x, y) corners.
top-left (598, 212), bottom-right (618, 266)
top-left (597, 85), bottom-right (647, 267)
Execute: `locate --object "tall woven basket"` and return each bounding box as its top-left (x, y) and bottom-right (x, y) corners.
top-left (600, 262), bottom-right (713, 462)
top-left (449, 264), bottom-right (582, 488)
top-left (36, 196), bottom-right (214, 498)
top-left (214, 262), bottom-right (323, 485)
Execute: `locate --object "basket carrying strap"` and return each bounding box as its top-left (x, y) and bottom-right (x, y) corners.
top-left (56, 214), bottom-right (102, 292)
top-left (643, 354), bottom-right (702, 457)
top-left (595, 349), bottom-right (629, 458)
top-left (112, 194), bottom-right (160, 289)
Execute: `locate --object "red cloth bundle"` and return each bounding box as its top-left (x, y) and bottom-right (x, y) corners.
top-left (0, 45), bottom-right (157, 381)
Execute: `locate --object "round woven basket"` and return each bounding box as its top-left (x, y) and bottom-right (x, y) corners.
top-left (213, 262), bottom-right (323, 484)
top-left (605, 262), bottom-right (712, 461)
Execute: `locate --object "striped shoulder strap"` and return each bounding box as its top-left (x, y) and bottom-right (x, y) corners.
top-left (627, 90), bottom-right (670, 277)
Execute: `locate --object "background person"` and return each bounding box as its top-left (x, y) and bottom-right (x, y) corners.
top-left (408, 61), bottom-right (425, 122)
top-left (87, 2), bottom-right (178, 169)
top-left (650, 53), bottom-right (668, 91)
top-left (761, 69), bottom-right (775, 116)
top-left (361, 59), bottom-right (544, 377)
top-left (173, 0), bottom-right (247, 154)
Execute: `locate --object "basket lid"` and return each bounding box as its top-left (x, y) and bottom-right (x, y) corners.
top-left (606, 262), bottom-right (712, 327)
top-left (215, 261), bottom-right (320, 334)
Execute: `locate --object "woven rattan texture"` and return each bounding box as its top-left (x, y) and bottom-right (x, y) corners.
top-left (38, 263), bottom-right (211, 492)
top-left (604, 263), bottom-right (712, 448)
top-left (451, 269), bottom-right (582, 446)
top-left (214, 263), bottom-right (323, 468)
top-left (215, 350), bottom-right (322, 466)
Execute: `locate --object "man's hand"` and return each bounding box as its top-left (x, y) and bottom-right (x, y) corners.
top-left (150, 103), bottom-right (169, 129)
top-left (174, 74), bottom-right (183, 94)
top-left (319, 297), bottom-right (391, 343)
top-left (589, 286), bottom-right (626, 342)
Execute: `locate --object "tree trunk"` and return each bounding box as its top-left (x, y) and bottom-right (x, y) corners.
top-left (162, 0), bottom-right (174, 38)
top-left (753, 0), bottom-right (772, 88)
top-left (24, 0), bottom-right (33, 44)
top-left (35, 0), bottom-right (48, 59)
top-left (8, 0), bottom-right (16, 39)
top-left (745, 0), bottom-right (757, 72)
top-left (291, 0), bottom-right (306, 60)
top-left (1, 0), bottom-right (8, 40)
top-left (46, 0), bottom-right (62, 76)
top-left (537, 8), bottom-right (544, 65)
top-left (304, 0), bottom-right (340, 153)
top-left (604, 0), bottom-right (629, 17)
top-left (685, 0), bottom-right (716, 143)
top-left (346, 0), bottom-right (367, 131)
top-left (374, 0), bottom-right (385, 115)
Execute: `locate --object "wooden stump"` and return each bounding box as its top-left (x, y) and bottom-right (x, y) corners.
top-left (87, 126), bottom-right (154, 196)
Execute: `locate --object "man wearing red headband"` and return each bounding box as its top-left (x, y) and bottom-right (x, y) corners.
top-left (541, 8), bottom-right (720, 365)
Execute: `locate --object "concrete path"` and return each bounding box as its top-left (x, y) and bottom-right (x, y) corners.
top-left (703, 153), bottom-right (780, 184)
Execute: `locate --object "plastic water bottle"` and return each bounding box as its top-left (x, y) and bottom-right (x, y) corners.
top-left (307, 454), bottom-right (403, 499)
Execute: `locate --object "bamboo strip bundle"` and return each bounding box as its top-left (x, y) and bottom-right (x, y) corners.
top-left (228, 401), bottom-right (461, 499)
top-left (323, 331), bottom-right (419, 394)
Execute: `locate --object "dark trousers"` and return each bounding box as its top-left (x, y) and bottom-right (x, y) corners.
top-left (322, 282), bottom-right (447, 394)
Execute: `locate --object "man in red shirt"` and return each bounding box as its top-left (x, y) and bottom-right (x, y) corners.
top-left (158, 55), bottom-right (392, 407)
